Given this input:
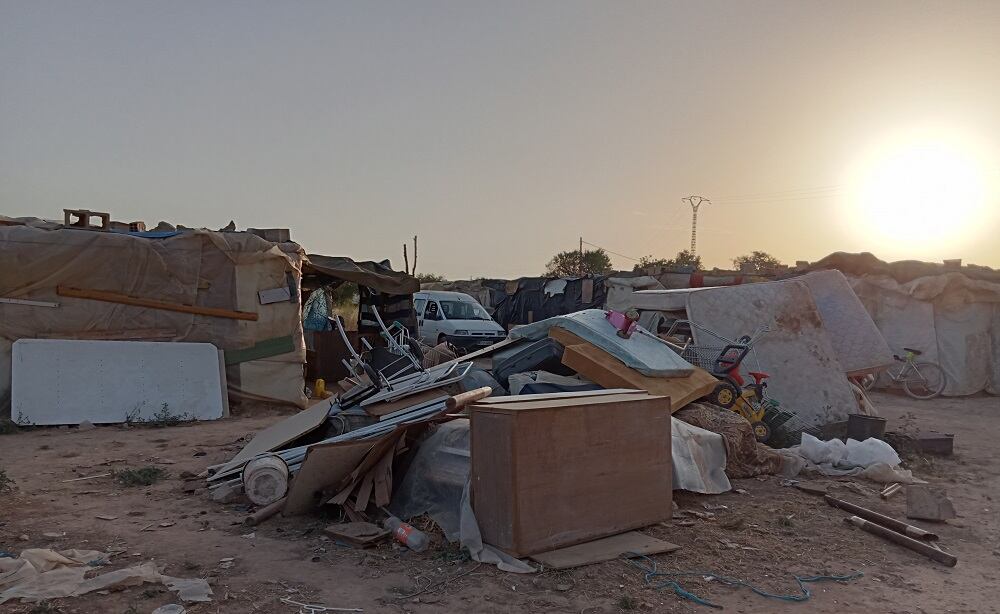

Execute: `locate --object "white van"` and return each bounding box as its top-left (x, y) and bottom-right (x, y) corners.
top-left (413, 290), bottom-right (507, 350)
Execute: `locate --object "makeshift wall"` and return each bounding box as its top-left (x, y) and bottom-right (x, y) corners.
top-left (0, 224), bottom-right (308, 414)
top-left (848, 273), bottom-right (1000, 396)
top-left (487, 277), bottom-right (608, 329)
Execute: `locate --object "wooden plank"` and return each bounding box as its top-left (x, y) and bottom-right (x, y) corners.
top-left (224, 335), bottom-right (295, 365)
top-left (36, 328), bottom-right (175, 341)
top-left (530, 531), bottom-right (679, 570)
top-left (0, 297), bottom-right (58, 308)
top-left (56, 285), bottom-right (258, 321)
top-left (282, 439), bottom-right (374, 516)
top-left (473, 392), bottom-right (664, 413)
top-left (474, 389), bottom-right (644, 405)
top-left (353, 471), bottom-right (375, 512)
top-left (561, 343), bottom-right (717, 414)
top-left (372, 448), bottom-right (395, 507)
top-left (323, 522), bottom-right (389, 548)
top-left (361, 389), bottom-right (447, 417)
top-left (210, 399), bottom-right (334, 478)
top-left (329, 480), bottom-right (358, 506)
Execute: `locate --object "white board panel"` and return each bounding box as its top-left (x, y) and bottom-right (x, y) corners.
top-left (12, 339), bottom-right (225, 425)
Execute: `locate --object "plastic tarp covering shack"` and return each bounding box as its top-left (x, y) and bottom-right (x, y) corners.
top-left (302, 255), bottom-right (420, 296)
top-left (0, 222), bottom-right (308, 413)
top-left (486, 276), bottom-right (608, 329)
top-left (807, 252), bottom-right (1000, 396)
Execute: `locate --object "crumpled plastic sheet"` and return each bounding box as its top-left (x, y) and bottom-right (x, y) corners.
top-left (778, 433), bottom-right (924, 485)
top-left (0, 549), bottom-right (212, 604)
top-left (510, 309), bottom-right (694, 377)
top-left (390, 420), bottom-right (535, 573)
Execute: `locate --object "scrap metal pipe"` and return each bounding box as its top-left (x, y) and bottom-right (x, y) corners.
top-left (825, 494), bottom-right (939, 541)
top-left (845, 516), bottom-right (957, 567)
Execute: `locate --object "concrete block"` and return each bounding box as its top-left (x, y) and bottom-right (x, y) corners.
top-left (905, 485), bottom-right (956, 521)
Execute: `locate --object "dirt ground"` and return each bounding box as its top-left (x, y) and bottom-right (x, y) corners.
top-left (1, 391), bottom-right (998, 614)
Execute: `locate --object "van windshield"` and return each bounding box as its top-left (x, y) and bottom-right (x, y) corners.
top-left (439, 300), bottom-right (490, 320)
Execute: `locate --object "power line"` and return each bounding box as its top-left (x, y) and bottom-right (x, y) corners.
top-left (580, 239), bottom-right (640, 262)
top-left (714, 184), bottom-right (843, 200)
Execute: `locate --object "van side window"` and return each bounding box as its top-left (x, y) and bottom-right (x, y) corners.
top-left (413, 298), bottom-right (426, 317)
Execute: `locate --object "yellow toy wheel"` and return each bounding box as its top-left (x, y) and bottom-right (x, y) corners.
top-left (709, 381), bottom-right (739, 408)
top-left (751, 421), bottom-right (771, 442)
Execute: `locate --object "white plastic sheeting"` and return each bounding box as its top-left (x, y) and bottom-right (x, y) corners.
top-left (671, 418), bottom-right (731, 494)
top-left (849, 274), bottom-right (1000, 396)
top-left (779, 433), bottom-right (921, 485)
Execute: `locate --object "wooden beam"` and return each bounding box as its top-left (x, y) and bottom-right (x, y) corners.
top-left (56, 286), bottom-right (258, 321)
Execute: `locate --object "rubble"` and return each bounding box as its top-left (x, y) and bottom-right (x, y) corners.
top-left (1, 214), bottom-right (993, 610)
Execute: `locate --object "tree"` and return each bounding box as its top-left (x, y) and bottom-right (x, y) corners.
top-left (545, 248), bottom-right (613, 277)
top-left (732, 251), bottom-right (783, 273)
top-left (633, 250), bottom-right (702, 272)
top-left (416, 272), bottom-right (447, 283)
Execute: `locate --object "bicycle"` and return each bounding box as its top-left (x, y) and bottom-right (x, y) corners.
top-left (862, 347), bottom-right (946, 400)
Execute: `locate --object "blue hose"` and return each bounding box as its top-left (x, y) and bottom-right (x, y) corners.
top-left (623, 553), bottom-right (863, 609)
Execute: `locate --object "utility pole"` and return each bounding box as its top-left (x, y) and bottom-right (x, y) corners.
top-left (682, 196), bottom-right (710, 255)
top-left (579, 236), bottom-right (584, 275)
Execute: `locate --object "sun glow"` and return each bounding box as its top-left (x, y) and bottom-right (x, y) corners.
top-left (847, 133), bottom-right (995, 254)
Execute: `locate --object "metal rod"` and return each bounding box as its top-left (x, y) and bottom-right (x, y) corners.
top-left (826, 495), bottom-right (939, 541)
top-left (845, 516), bottom-right (956, 566)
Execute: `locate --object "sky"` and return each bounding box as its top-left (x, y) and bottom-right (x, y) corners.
top-left (2, 1), bottom-right (999, 279)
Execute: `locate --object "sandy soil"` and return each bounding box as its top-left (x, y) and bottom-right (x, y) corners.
top-left (1, 392), bottom-right (997, 614)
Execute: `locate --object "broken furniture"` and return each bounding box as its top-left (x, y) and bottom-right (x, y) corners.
top-left (510, 309), bottom-right (694, 377)
top-left (469, 391), bottom-right (672, 557)
top-left (490, 337), bottom-right (574, 387)
top-left (552, 327), bottom-right (717, 413)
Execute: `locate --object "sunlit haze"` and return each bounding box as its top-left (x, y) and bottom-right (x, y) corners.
top-left (2, 1), bottom-right (998, 277)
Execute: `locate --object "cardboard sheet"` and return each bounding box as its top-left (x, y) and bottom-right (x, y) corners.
top-left (283, 439), bottom-right (375, 515)
top-left (212, 398), bottom-right (335, 477)
top-left (530, 531), bottom-right (679, 570)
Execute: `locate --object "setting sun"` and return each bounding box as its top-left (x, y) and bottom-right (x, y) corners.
top-left (847, 136), bottom-right (994, 253)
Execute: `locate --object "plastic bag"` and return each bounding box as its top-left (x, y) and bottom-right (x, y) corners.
top-left (799, 433), bottom-right (847, 465)
top-left (845, 437), bottom-right (900, 468)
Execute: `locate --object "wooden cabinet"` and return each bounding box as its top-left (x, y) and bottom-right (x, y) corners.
top-left (470, 392), bottom-right (672, 557)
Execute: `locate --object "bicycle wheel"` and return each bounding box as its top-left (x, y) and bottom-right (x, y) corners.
top-left (902, 362), bottom-right (947, 399)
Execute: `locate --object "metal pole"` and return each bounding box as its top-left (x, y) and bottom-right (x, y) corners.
top-left (682, 196), bottom-right (710, 255)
